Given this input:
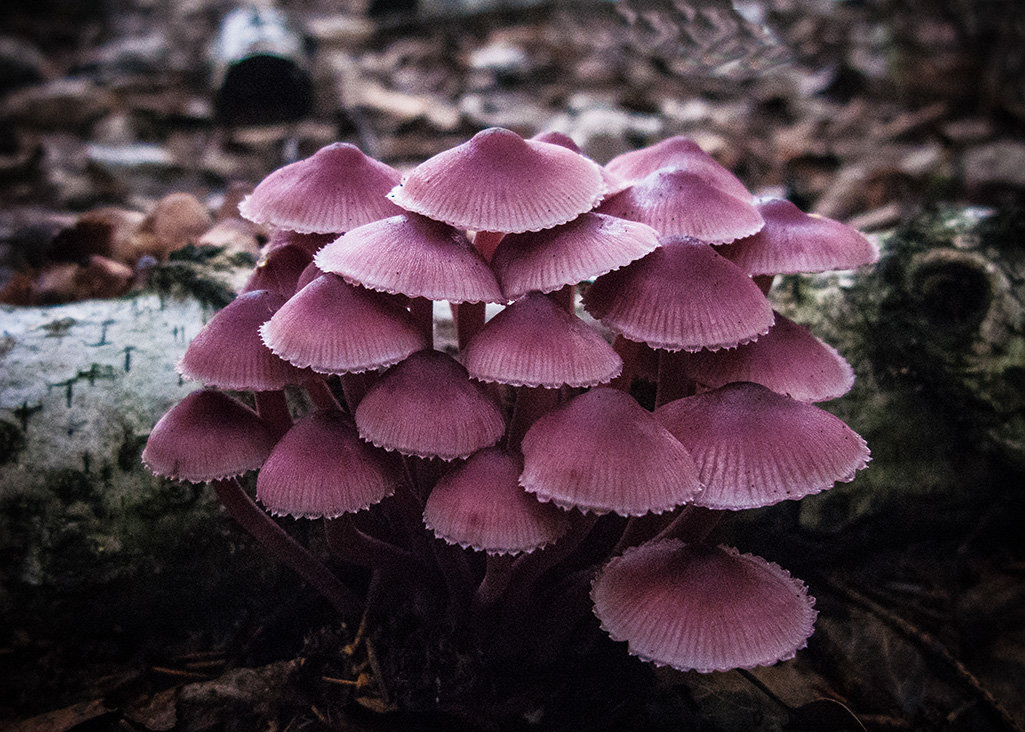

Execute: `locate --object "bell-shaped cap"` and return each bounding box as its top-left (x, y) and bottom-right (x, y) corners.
top-left (672, 311), bottom-right (855, 402)
top-left (314, 212), bottom-right (503, 303)
top-left (582, 237), bottom-right (774, 352)
top-left (355, 350), bottom-right (505, 460)
top-left (604, 136), bottom-right (752, 201)
top-left (718, 198), bottom-right (879, 275)
top-left (257, 410), bottom-right (400, 518)
top-left (239, 142), bottom-right (403, 234)
top-left (491, 213), bottom-right (660, 300)
top-left (462, 292), bottom-right (622, 388)
top-left (179, 289), bottom-right (306, 390)
top-left (142, 389), bottom-right (275, 482)
top-left (241, 243), bottom-right (313, 298)
top-left (531, 130), bottom-right (629, 196)
top-left (260, 274), bottom-right (428, 374)
top-left (424, 447), bottom-right (571, 554)
top-left (519, 387), bottom-right (701, 515)
top-left (597, 168), bottom-right (763, 244)
top-left (656, 382), bottom-right (871, 510)
top-left (591, 541), bottom-right (817, 673)
top-left (387, 127), bottom-right (605, 234)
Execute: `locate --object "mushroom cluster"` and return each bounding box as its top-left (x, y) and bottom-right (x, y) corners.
top-left (142, 129), bottom-right (876, 681)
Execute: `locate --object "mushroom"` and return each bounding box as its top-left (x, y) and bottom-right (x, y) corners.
top-left (490, 212), bottom-right (660, 303)
top-left (257, 409), bottom-right (400, 518)
top-left (604, 135), bottom-right (753, 201)
top-left (655, 382), bottom-right (871, 510)
top-left (519, 387), bottom-right (702, 516)
top-left (239, 142), bottom-right (403, 234)
top-left (424, 447), bottom-right (569, 555)
top-left (597, 168), bottom-right (763, 244)
top-left (669, 310), bottom-right (856, 402)
top-left (386, 126), bottom-right (605, 238)
top-left (142, 388), bottom-right (275, 483)
top-left (591, 541), bottom-right (817, 673)
top-left (355, 349), bottom-right (506, 461)
top-left (259, 273), bottom-right (428, 374)
top-left (582, 236), bottom-right (774, 353)
top-left (718, 197), bottom-right (879, 276)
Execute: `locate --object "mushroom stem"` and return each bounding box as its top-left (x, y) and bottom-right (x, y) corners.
top-left (324, 515), bottom-right (424, 575)
top-left (654, 350), bottom-right (696, 408)
top-left (212, 478), bottom-right (361, 621)
top-left (340, 372), bottom-right (374, 413)
top-left (454, 301), bottom-right (486, 351)
top-left (304, 376), bottom-right (340, 411)
top-left (254, 389), bottom-right (292, 439)
top-left (409, 297), bottom-right (434, 348)
top-left (608, 335), bottom-right (643, 392)
top-left (473, 230), bottom-right (504, 263)
top-left (552, 284), bottom-right (574, 314)
top-left (753, 274), bottom-right (776, 296)
top-left (610, 511), bottom-right (673, 556)
top-left (505, 513), bottom-right (599, 609)
top-left (652, 505), bottom-right (722, 544)
top-left (506, 386), bottom-right (559, 451)
top-left (472, 553), bottom-right (516, 611)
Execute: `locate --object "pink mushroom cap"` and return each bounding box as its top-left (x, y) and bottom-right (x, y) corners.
top-left (241, 243), bottom-right (313, 298)
top-left (591, 541), bottom-right (817, 673)
top-left (531, 130), bottom-right (629, 197)
top-left (519, 387), bottom-right (702, 516)
top-left (355, 350), bottom-right (506, 461)
top-left (655, 382), bottom-right (871, 510)
top-left (671, 310), bottom-right (855, 402)
top-left (718, 198), bottom-right (880, 275)
top-left (424, 447), bottom-right (571, 554)
top-left (259, 273), bottom-right (428, 374)
top-left (462, 292), bottom-right (622, 388)
top-left (239, 142), bottom-right (403, 234)
top-left (596, 168), bottom-right (763, 244)
top-left (257, 410), bottom-right (400, 518)
top-left (142, 389), bottom-right (276, 482)
top-left (604, 136), bottom-right (753, 201)
top-left (178, 289), bottom-right (307, 390)
top-left (491, 212), bottom-right (660, 301)
top-left (386, 127), bottom-right (605, 234)
top-left (582, 237), bottom-right (775, 352)
top-left (314, 212), bottom-right (503, 304)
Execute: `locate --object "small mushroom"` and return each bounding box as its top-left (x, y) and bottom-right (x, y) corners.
top-left (142, 389), bottom-right (276, 482)
top-left (257, 410), bottom-right (400, 518)
top-left (240, 142), bottom-right (403, 234)
top-left (655, 382), bottom-right (871, 510)
top-left (583, 236), bottom-right (774, 352)
top-left (387, 126), bottom-right (605, 235)
top-left (355, 349), bottom-right (505, 461)
top-left (519, 387), bottom-right (702, 516)
top-left (178, 289), bottom-right (307, 391)
top-left (671, 310), bottom-right (855, 402)
top-left (462, 292), bottom-right (622, 389)
top-left (604, 136), bottom-right (753, 201)
top-left (597, 168), bottom-right (763, 244)
top-left (591, 541), bottom-right (817, 673)
top-left (718, 198), bottom-right (879, 276)
top-left (424, 447), bottom-right (570, 555)
top-left (314, 212), bottom-right (503, 304)
top-left (259, 273), bottom-right (428, 374)
top-left (491, 212), bottom-right (660, 301)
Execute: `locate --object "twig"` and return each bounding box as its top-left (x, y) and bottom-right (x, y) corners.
top-left (824, 578), bottom-right (1024, 732)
